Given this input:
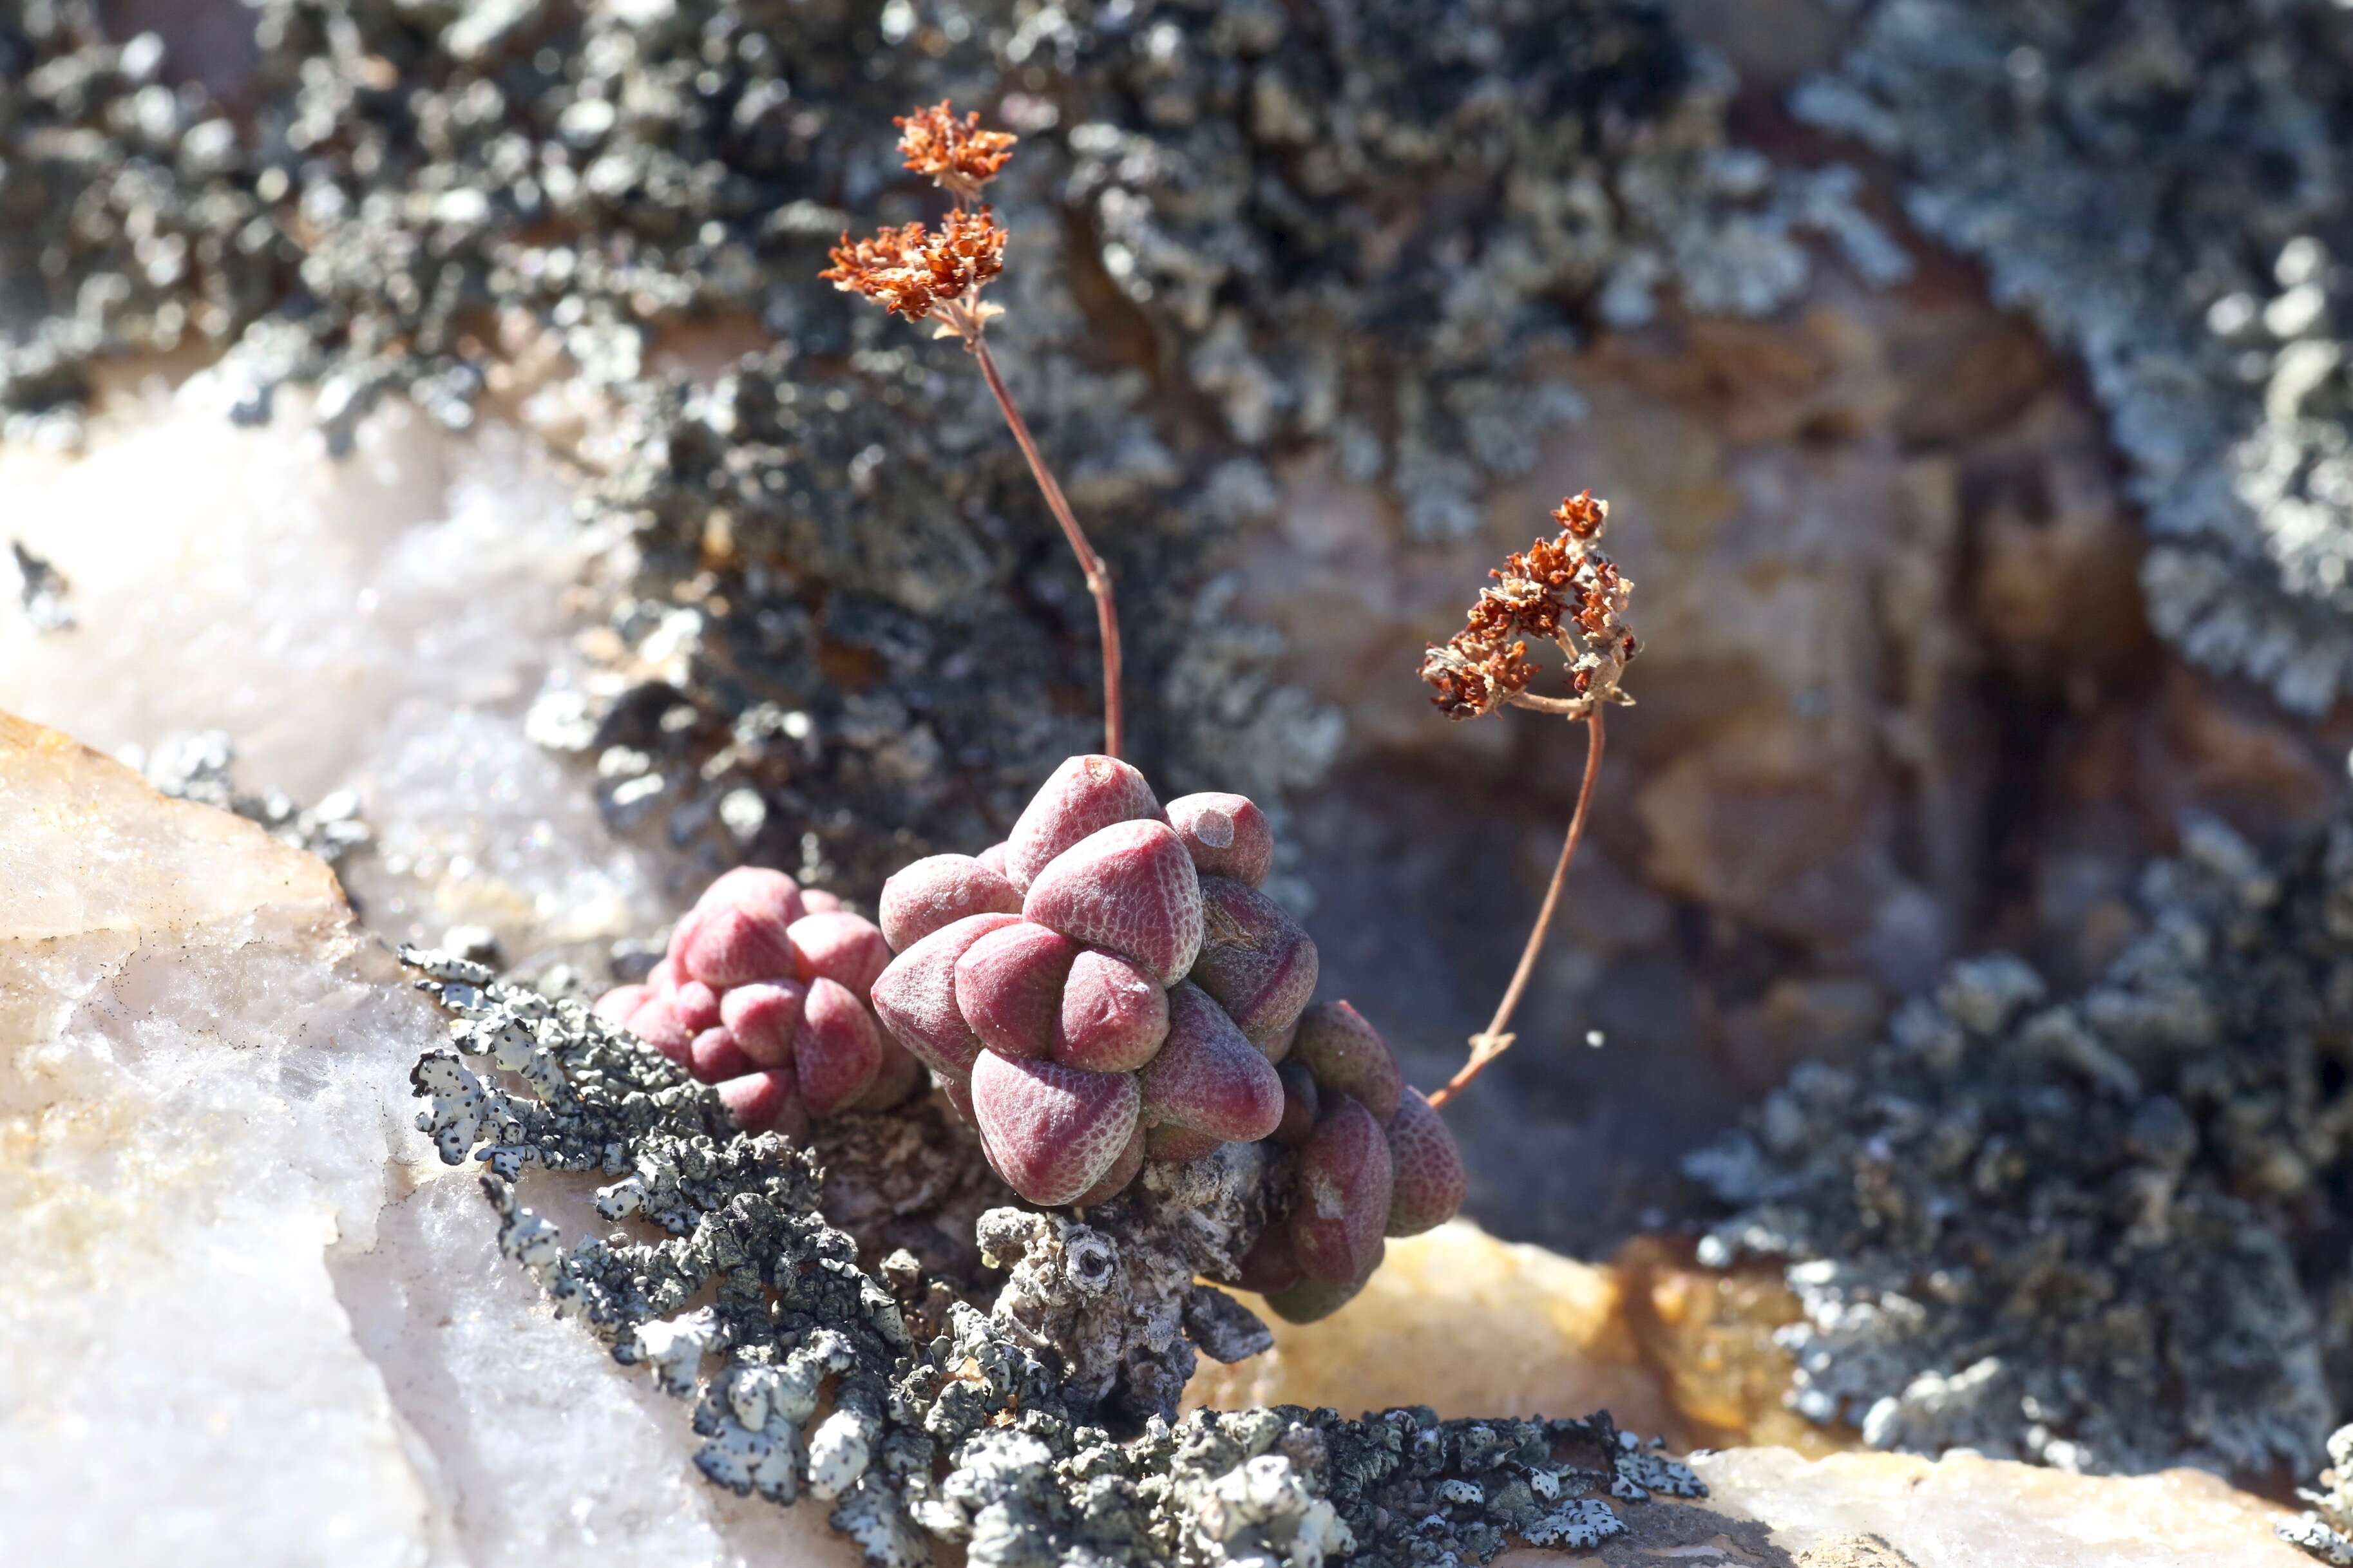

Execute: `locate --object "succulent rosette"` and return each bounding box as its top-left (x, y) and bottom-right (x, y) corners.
top-left (872, 755), bottom-right (1468, 1318)
top-left (592, 867), bottom-right (921, 1135)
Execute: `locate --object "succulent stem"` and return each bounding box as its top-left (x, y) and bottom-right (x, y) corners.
top-left (969, 332), bottom-right (1126, 759)
top-left (1430, 708), bottom-right (1605, 1109)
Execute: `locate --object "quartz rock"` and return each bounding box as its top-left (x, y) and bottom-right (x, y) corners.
top-left (0, 712), bottom-right (859, 1567)
top-left (1188, 1220), bottom-right (1684, 1436)
top-left (1667, 1448), bottom-right (2310, 1568)
top-left (0, 388), bottom-right (688, 961)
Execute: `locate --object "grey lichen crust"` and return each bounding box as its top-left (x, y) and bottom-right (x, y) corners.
top-left (2287, 1425), bottom-right (2353, 1565)
top-left (1801, 1), bottom-right (2353, 711)
top-left (2, 0), bottom-right (1895, 890)
top-left (1691, 814), bottom-right (2353, 1477)
top-left (129, 730), bottom-right (372, 868)
top-left (403, 946), bottom-right (1701, 1565)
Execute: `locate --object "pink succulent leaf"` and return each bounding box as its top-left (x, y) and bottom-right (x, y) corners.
top-left (1071, 1122), bottom-right (1147, 1206)
top-left (1188, 876), bottom-right (1319, 1046)
top-left (1002, 754), bottom-right (1164, 892)
top-left (879, 853), bottom-right (1024, 951)
top-left (1136, 982), bottom-right (1282, 1142)
top-left (1052, 949), bottom-right (1170, 1073)
top-left (719, 980), bottom-right (807, 1068)
top-left (692, 866), bottom-right (806, 929)
top-left (689, 1026), bottom-right (756, 1084)
top-left (1022, 818), bottom-right (1204, 986)
top-left (675, 901), bottom-right (801, 989)
top-left (953, 920), bottom-right (1081, 1060)
top-left (799, 888), bottom-right (845, 914)
top-left (1288, 1095), bottom-right (1395, 1286)
top-left (1142, 1121), bottom-right (1224, 1163)
top-left (788, 910), bottom-right (893, 995)
top-left (1384, 1086), bottom-right (1469, 1236)
top-left (1272, 1059), bottom-right (1320, 1148)
top-left (850, 1039), bottom-right (927, 1111)
top-left (969, 1050), bottom-right (1141, 1206)
top-left (1232, 1222), bottom-right (1305, 1295)
top-left (869, 911), bottom-right (1025, 1077)
top-left (671, 978), bottom-right (724, 1034)
top-left (625, 992), bottom-right (696, 1064)
top-left (1165, 791), bottom-right (1273, 886)
top-left (593, 983), bottom-right (651, 1026)
top-left (718, 1064), bottom-right (804, 1136)
top-left (796, 977), bottom-right (886, 1116)
top-left (1262, 1259), bottom-right (1377, 1325)
top-left (1291, 999), bottom-right (1404, 1122)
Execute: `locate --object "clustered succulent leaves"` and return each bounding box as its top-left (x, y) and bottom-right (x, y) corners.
top-left (593, 871), bottom-right (920, 1134)
top-left (865, 755), bottom-right (1467, 1319)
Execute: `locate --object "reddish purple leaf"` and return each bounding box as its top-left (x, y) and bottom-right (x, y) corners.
top-left (969, 1050), bottom-right (1141, 1206)
top-left (1023, 818), bottom-right (1203, 986)
top-left (879, 853), bottom-right (1022, 952)
top-left (953, 920), bottom-right (1081, 1060)
top-left (1002, 754), bottom-right (1163, 891)
top-left (1165, 791), bottom-right (1273, 887)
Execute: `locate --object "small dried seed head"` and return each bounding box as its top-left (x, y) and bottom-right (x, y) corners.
top-left (895, 99), bottom-right (1016, 200)
top-left (821, 206), bottom-right (1008, 323)
top-left (1419, 489), bottom-right (1639, 721)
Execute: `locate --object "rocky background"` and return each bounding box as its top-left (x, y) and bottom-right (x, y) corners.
top-left (10, 0), bottom-right (2353, 1511)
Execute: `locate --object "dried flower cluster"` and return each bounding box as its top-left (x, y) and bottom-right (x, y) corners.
top-left (819, 209), bottom-right (1007, 326)
top-left (1420, 493), bottom-right (1639, 721)
top-left (894, 100), bottom-right (1016, 202)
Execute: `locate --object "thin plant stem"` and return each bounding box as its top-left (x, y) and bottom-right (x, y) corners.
top-left (969, 333), bottom-right (1125, 759)
top-left (1429, 708), bottom-right (1606, 1109)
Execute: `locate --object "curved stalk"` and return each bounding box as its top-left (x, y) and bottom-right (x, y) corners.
top-left (1429, 709), bottom-right (1606, 1109)
top-left (969, 334), bottom-right (1125, 759)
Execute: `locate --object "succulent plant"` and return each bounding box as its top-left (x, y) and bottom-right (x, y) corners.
top-left (593, 867), bottom-right (921, 1135)
top-left (1232, 1008), bottom-right (1469, 1323)
top-left (593, 756), bottom-right (1464, 1321)
top-left (871, 755), bottom-right (1467, 1317)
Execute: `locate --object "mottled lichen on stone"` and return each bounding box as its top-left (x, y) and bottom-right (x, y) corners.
top-left (1691, 809), bottom-right (2353, 1477)
top-left (401, 948), bottom-right (1699, 1566)
top-left (1800, 0), bottom-right (2353, 710)
top-left (2284, 1424), bottom-right (2353, 1565)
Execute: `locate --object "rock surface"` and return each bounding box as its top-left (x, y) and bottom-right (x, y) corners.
top-left (0, 385), bottom-right (692, 965)
top-left (0, 711), bottom-right (856, 1567)
top-left (1194, 1220), bottom-right (2307, 1565)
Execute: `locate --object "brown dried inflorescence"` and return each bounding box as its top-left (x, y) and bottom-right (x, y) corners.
top-left (896, 99), bottom-right (1017, 202)
top-left (820, 207), bottom-right (1007, 325)
top-left (1419, 491), bottom-right (1639, 720)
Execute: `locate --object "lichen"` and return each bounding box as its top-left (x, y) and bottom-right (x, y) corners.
top-left (403, 944), bottom-right (1700, 1565)
top-left (2286, 1424), bottom-right (2353, 1565)
top-left (1690, 812), bottom-right (2353, 1477)
top-left (1799, 0), bottom-right (2353, 711)
top-left (128, 730), bottom-right (372, 868)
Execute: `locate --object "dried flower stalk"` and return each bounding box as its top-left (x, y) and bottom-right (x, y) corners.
top-left (1422, 491), bottom-right (1637, 1107)
top-left (823, 104), bottom-right (1125, 758)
